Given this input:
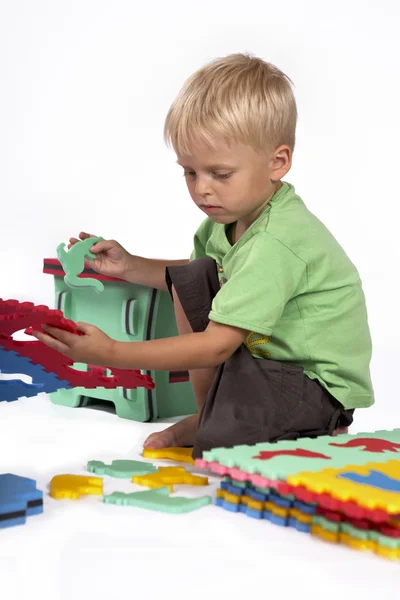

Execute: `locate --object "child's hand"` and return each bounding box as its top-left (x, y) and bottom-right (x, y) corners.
top-left (31, 322), bottom-right (116, 365)
top-left (68, 232), bottom-right (132, 280)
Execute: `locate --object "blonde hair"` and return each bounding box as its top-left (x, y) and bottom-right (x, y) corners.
top-left (164, 53), bottom-right (297, 155)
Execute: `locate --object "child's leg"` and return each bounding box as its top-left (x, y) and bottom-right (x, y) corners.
top-left (143, 286), bottom-right (217, 448)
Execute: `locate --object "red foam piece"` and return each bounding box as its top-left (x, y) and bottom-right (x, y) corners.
top-left (286, 482), bottom-right (394, 524)
top-left (253, 449), bottom-right (331, 461)
top-left (0, 299), bottom-right (154, 390)
top-left (329, 438), bottom-right (400, 453)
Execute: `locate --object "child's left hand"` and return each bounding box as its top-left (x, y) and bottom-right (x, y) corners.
top-left (31, 323), bottom-right (115, 365)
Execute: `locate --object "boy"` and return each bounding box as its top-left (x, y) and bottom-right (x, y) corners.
top-left (33, 53), bottom-right (374, 458)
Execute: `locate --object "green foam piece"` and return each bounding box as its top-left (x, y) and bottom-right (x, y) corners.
top-left (87, 460), bottom-right (157, 478)
top-left (368, 530), bottom-right (400, 549)
top-left (203, 429), bottom-right (400, 480)
top-left (103, 487), bottom-right (213, 513)
top-left (340, 521), bottom-right (370, 541)
top-left (223, 477), bottom-right (247, 489)
top-left (313, 519), bottom-right (400, 549)
top-left (57, 236), bottom-right (105, 293)
top-left (313, 515), bottom-right (341, 533)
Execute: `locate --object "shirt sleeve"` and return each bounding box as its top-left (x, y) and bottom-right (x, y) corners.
top-left (190, 217), bottom-right (213, 261)
top-left (209, 233), bottom-right (307, 335)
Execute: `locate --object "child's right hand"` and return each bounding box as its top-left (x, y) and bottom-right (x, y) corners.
top-left (68, 232), bottom-right (132, 280)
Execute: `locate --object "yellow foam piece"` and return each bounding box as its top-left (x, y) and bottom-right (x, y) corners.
top-left (311, 524), bottom-right (338, 543)
top-left (142, 447), bottom-right (194, 464)
top-left (339, 532), bottom-right (375, 552)
top-left (132, 466), bottom-right (208, 492)
top-left (289, 508), bottom-right (313, 524)
top-left (223, 490), bottom-right (241, 504)
top-left (270, 504), bottom-right (289, 518)
top-left (216, 489), bottom-right (242, 504)
top-left (288, 460), bottom-right (400, 514)
top-left (376, 545), bottom-right (400, 560)
top-left (245, 497), bottom-right (264, 511)
top-left (50, 474), bottom-right (103, 500)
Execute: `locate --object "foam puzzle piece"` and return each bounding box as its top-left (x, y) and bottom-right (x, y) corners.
top-left (87, 460), bottom-right (158, 478)
top-left (0, 378), bottom-right (46, 402)
top-left (0, 474), bottom-right (43, 528)
top-left (196, 429), bottom-right (400, 487)
top-left (0, 299), bottom-right (154, 391)
top-left (312, 524), bottom-right (400, 559)
top-left (132, 466), bottom-right (208, 491)
top-left (142, 447), bottom-right (194, 464)
top-left (103, 486), bottom-right (212, 513)
top-left (287, 483), bottom-right (395, 523)
top-left (50, 474), bottom-right (103, 500)
top-left (56, 237), bottom-right (105, 293)
top-left (0, 347), bottom-right (71, 402)
top-left (287, 460), bottom-right (400, 515)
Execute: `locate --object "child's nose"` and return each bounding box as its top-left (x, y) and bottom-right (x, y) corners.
top-left (194, 176), bottom-right (212, 197)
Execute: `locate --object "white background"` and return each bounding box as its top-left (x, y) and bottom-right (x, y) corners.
top-left (1, 1), bottom-right (399, 598)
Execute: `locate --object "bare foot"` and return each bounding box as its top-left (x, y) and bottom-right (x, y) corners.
top-left (332, 426), bottom-right (349, 436)
top-left (143, 413), bottom-right (199, 449)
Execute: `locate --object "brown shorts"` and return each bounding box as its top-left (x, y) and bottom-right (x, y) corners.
top-left (166, 257), bottom-right (354, 459)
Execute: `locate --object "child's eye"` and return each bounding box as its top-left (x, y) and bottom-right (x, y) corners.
top-left (183, 171), bottom-right (196, 178)
top-left (213, 172), bottom-right (232, 180)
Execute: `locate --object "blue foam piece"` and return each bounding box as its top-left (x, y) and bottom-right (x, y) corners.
top-left (293, 500), bottom-right (317, 514)
top-left (245, 487), bottom-right (268, 502)
top-left (0, 474), bottom-right (43, 529)
top-left (0, 348), bottom-right (71, 401)
top-left (220, 481), bottom-right (245, 496)
top-left (270, 493), bottom-right (293, 509)
top-left (0, 379), bottom-right (46, 402)
top-left (268, 512), bottom-right (288, 527)
top-left (244, 506), bottom-right (264, 519)
top-left (215, 498), bottom-right (241, 513)
top-left (288, 517), bottom-right (311, 533)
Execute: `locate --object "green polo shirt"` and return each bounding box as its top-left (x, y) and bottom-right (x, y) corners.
top-left (190, 182), bottom-right (374, 410)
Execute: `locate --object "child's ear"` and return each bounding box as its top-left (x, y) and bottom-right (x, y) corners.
top-left (271, 145), bottom-right (292, 180)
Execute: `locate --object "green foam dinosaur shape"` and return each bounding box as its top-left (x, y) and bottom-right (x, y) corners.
top-left (103, 487), bottom-right (212, 513)
top-left (87, 459), bottom-right (157, 478)
top-left (56, 236), bottom-right (104, 293)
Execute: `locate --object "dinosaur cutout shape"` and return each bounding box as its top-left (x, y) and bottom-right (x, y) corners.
top-left (338, 470), bottom-right (400, 492)
top-left (87, 460), bottom-right (157, 478)
top-left (330, 438), bottom-right (400, 453)
top-left (57, 237), bottom-right (104, 293)
top-left (132, 466), bottom-right (208, 491)
top-left (50, 474), bottom-right (103, 500)
top-left (142, 447), bottom-right (194, 464)
top-left (253, 449), bottom-right (331, 461)
top-left (103, 486), bottom-right (212, 513)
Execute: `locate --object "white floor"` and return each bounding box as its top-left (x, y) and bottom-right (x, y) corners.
top-left (0, 394), bottom-right (399, 600)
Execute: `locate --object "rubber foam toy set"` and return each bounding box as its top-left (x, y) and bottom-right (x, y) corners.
top-left (195, 430), bottom-right (400, 560)
top-left (1, 238), bottom-right (399, 560)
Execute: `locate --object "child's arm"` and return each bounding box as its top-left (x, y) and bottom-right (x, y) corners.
top-left (110, 321), bottom-right (247, 370)
top-left (32, 321), bottom-right (247, 370)
top-left (125, 256), bottom-right (189, 291)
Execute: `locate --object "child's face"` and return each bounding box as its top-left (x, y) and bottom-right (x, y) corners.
top-left (176, 138), bottom-right (290, 229)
